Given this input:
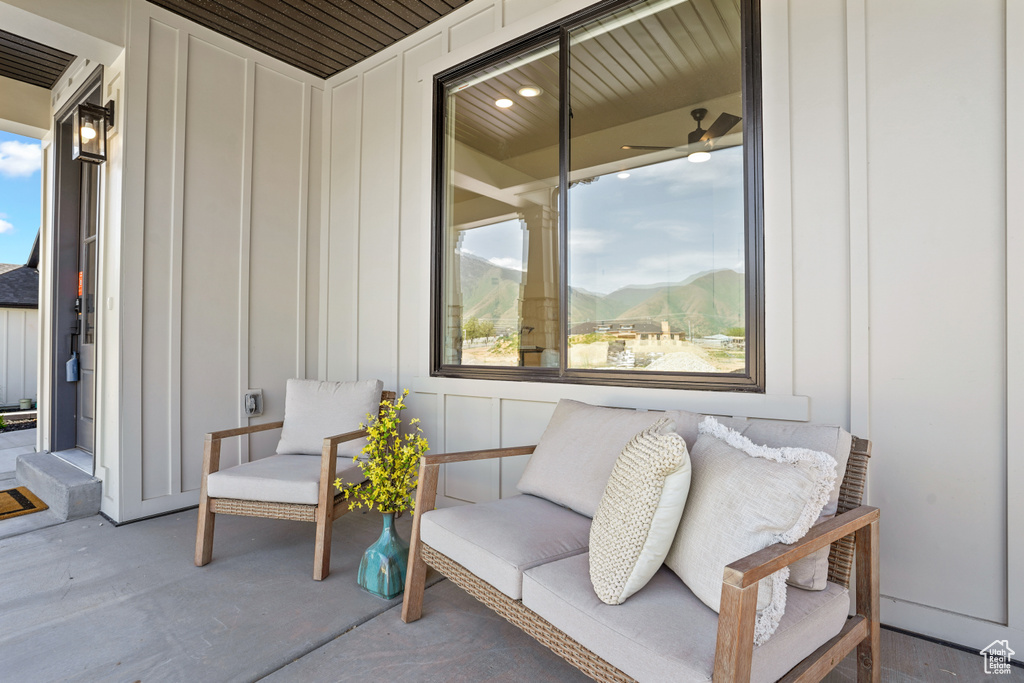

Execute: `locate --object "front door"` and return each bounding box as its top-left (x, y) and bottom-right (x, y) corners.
top-left (76, 162), bottom-right (98, 452)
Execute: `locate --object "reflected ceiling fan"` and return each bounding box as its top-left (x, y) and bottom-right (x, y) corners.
top-left (620, 108), bottom-right (742, 156)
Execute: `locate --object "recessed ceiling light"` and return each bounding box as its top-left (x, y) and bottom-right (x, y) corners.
top-left (688, 151), bottom-right (711, 163)
top-left (517, 86), bottom-right (542, 97)
top-left (495, 98), bottom-right (514, 108)
top-left (617, 172), bottom-right (630, 179)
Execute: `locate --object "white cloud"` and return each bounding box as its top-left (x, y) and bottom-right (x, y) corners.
top-left (568, 228), bottom-right (608, 254)
top-left (0, 217), bottom-right (13, 234)
top-left (0, 140), bottom-right (42, 178)
top-left (487, 256), bottom-right (524, 271)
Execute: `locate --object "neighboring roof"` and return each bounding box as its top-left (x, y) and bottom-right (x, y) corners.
top-left (147, 0), bottom-right (472, 78)
top-left (0, 27), bottom-right (76, 89)
top-left (27, 233), bottom-right (40, 270)
top-left (0, 264), bottom-right (39, 309)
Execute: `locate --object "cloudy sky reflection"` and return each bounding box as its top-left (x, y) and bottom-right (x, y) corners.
top-left (460, 146), bottom-right (745, 295)
top-left (569, 146), bottom-right (745, 294)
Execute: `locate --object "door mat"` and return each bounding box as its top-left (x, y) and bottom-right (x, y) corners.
top-left (0, 486), bottom-right (48, 520)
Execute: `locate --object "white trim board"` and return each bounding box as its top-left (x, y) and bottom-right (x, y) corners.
top-left (1004, 0), bottom-right (1024, 634)
top-left (412, 376), bottom-right (809, 421)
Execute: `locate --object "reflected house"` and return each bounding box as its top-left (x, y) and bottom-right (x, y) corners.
top-left (569, 319), bottom-right (684, 341)
top-left (697, 333), bottom-right (730, 347)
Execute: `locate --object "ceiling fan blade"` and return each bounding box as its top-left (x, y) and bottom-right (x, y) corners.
top-left (700, 112), bottom-right (742, 143)
top-left (621, 144), bottom-right (673, 151)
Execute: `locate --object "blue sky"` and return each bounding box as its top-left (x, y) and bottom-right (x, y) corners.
top-left (0, 130), bottom-right (42, 266)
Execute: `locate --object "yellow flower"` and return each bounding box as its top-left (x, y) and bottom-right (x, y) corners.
top-left (334, 389), bottom-right (429, 513)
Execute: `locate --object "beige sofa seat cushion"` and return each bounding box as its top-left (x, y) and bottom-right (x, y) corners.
top-left (207, 455), bottom-right (366, 505)
top-left (715, 417), bottom-right (853, 590)
top-left (419, 495), bottom-right (591, 599)
top-left (517, 399), bottom-right (701, 518)
top-left (522, 553), bottom-right (850, 683)
top-left (276, 378), bottom-right (383, 457)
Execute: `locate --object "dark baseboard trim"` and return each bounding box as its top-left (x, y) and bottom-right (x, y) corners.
top-left (101, 504), bottom-right (198, 527)
top-left (881, 623), bottom-right (1023, 669)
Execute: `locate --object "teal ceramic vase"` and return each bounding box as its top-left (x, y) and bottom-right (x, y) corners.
top-left (357, 512), bottom-right (409, 599)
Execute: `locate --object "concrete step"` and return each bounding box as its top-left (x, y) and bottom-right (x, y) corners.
top-left (16, 452), bottom-right (101, 521)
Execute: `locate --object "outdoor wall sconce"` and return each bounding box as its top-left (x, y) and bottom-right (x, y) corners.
top-left (72, 101), bottom-right (114, 164)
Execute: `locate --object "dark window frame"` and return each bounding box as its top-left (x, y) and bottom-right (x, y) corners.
top-left (430, 0), bottom-right (764, 392)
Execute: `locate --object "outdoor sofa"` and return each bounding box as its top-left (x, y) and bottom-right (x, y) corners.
top-left (401, 399), bottom-right (879, 682)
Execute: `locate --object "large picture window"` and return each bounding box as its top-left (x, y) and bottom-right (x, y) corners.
top-left (433, 0), bottom-right (763, 391)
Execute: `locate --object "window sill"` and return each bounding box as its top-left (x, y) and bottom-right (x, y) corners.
top-left (411, 375), bottom-right (809, 422)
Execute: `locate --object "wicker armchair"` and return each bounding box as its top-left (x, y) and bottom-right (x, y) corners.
top-left (194, 388), bottom-right (395, 580)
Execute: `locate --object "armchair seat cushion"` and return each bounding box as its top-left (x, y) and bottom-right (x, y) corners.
top-left (206, 455), bottom-right (366, 505)
top-left (420, 495), bottom-right (591, 599)
top-left (521, 553), bottom-right (850, 683)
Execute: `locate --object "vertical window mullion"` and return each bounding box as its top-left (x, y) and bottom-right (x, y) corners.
top-left (558, 27), bottom-right (570, 378)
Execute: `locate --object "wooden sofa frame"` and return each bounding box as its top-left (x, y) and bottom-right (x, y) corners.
top-left (401, 438), bottom-right (879, 683)
top-left (195, 391), bottom-right (396, 581)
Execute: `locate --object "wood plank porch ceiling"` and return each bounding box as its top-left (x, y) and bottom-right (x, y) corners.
top-left (0, 28), bottom-right (76, 89)
top-left (147, 0), bottom-right (472, 78)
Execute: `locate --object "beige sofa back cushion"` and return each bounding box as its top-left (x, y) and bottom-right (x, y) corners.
top-left (518, 399), bottom-right (701, 518)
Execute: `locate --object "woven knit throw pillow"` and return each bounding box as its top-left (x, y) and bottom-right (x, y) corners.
top-left (589, 417), bottom-right (691, 605)
top-left (664, 416), bottom-right (837, 646)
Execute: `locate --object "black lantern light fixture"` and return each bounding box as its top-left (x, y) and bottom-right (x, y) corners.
top-left (72, 100), bottom-right (114, 164)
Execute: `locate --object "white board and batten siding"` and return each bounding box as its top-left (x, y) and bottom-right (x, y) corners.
top-left (0, 308), bottom-right (38, 405)
top-left (321, 0), bottom-right (1023, 653)
top-left (116, 0), bottom-right (323, 521)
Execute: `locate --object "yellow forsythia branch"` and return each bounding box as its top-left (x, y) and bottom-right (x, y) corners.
top-left (334, 389), bottom-right (429, 513)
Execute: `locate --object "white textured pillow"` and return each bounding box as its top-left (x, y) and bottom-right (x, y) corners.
top-left (589, 418), bottom-right (691, 605)
top-left (714, 417), bottom-right (852, 591)
top-left (664, 416), bottom-right (837, 645)
top-left (276, 379), bottom-right (383, 457)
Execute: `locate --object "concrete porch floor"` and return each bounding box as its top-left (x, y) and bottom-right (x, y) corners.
top-left (0, 428), bottom-right (70, 540)
top-left (0, 426), bottom-right (37, 473)
top-left (0, 508), bottom-right (1019, 682)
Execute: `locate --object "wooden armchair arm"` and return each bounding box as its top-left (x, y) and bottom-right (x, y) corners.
top-left (421, 444), bottom-right (536, 466)
top-left (713, 506), bottom-right (881, 681)
top-left (205, 420), bottom-right (284, 442)
top-left (317, 428), bottom-right (370, 508)
top-left (723, 506), bottom-right (880, 589)
top-left (201, 421), bottom-right (285, 479)
top-left (412, 445), bottom-right (536, 516)
top-left (322, 428), bottom-right (370, 451)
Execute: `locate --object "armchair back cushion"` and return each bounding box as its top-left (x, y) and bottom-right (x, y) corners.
top-left (276, 379), bottom-right (383, 457)
top-left (517, 399), bottom-right (701, 518)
